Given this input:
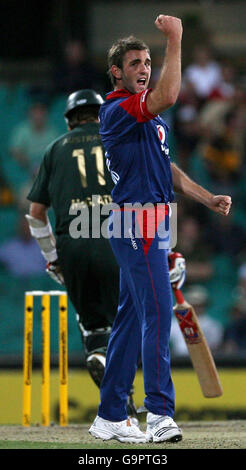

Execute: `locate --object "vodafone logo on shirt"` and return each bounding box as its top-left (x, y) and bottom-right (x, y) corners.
top-left (157, 125), bottom-right (166, 145)
top-left (157, 124), bottom-right (169, 157)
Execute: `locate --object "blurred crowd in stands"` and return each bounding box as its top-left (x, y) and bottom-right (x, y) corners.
top-left (0, 38), bottom-right (246, 359)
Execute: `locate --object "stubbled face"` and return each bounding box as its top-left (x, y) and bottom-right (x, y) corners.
top-left (115, 49), bottom-right (151, 94)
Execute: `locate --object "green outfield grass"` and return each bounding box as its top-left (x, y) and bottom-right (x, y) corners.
top-left (0, 422), bottom-right (245, 449)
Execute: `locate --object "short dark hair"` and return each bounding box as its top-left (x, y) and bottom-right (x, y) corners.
top-left (67, 105), bottom-right (99, 129)
top-left (107, 35), bottom-right (150, 85)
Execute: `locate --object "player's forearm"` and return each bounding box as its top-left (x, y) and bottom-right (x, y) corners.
top-left (30, 202), bottom-right (49, 224)
top-left (27, 202), bottom-right (64, 284)
top-left (171, 163), bottom-right (213, 208)
top-left (147, 38), bottom-right (182, 115)
top-left (27, 202), bottom-right (57, 255)
top-left (30, 202), bottom-right (56, 245)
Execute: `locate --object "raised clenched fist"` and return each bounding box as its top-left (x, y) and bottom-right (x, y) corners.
top-left (155, 15), bottom-right (183, 40)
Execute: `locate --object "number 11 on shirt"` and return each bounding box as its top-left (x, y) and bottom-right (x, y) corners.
top-left (72, 146), bottom-right (106, 188)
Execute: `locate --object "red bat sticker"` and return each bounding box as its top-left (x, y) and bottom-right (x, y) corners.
top-left (175, 308), bottom-right (201, 344)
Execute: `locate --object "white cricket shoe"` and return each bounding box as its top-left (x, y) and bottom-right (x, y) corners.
top-left (146, 412), bottom-right (182, 443)
top-left (129, 416), bottom-right (139, 427)
top-left (89, 415), bottom-right (147, 443)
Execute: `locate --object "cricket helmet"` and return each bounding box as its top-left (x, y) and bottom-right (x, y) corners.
top-left (64, 89), bottom-right (104, 119)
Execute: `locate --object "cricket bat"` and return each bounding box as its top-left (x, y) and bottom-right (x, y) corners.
top-left (172, 287), bottom-right (223, 398)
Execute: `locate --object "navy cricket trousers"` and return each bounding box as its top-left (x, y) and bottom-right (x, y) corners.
top-left (98, 206), bottom-right (175, 421)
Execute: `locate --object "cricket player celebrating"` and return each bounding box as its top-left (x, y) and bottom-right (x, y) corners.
top-left (89, 15), bottom-right (231, 443)
top-left (25, 89), bottom-right (139, 418)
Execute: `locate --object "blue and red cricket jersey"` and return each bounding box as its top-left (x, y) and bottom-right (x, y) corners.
top-left (98, 88), bottom-right (175, 421)
top-left (99, 88), bottom-right (174, 206)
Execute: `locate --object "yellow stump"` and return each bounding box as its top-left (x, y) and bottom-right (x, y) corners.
top-left (41, 294), bottom-right (50, 426)
top-left (22, 290), bottom-right (68, 426)
top-left (59, 293), bottom-right (68, 426)
top-left (23, 294), bottom-right (33, 426)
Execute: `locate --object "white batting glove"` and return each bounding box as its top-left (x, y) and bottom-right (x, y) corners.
top-left (168, 251), bottom-right (186, 290)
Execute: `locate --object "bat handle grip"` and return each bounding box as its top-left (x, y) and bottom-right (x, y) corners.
top-left (173, 287), bottom-right (185, 305)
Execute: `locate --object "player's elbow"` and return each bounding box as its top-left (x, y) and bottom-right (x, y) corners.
top-left (147, 90), bottom-right (178, 114)
top-left (163, 95), bottom-right (177, 109)
top-left (162, 87), bottom-right (179, 108)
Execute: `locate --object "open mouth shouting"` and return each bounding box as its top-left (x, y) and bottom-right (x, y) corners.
top-left (137, 77), bottom-right (148, 91)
